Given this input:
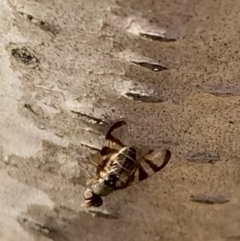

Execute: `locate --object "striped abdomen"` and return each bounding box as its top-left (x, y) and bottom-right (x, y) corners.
top-left (106, 147), bottom-right (137, 178)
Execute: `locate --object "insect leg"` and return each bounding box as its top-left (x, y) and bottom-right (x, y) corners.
top-left (86, 178), bottom-right (95, 185)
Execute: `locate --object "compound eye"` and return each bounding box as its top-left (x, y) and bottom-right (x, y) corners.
top-left (84, 189), bottom-right (93, 201)
top-left (83, 189), bottom-right (103, 208)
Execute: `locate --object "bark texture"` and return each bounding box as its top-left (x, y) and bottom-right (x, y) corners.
top-left (1, 0), bottom-right (240, 240)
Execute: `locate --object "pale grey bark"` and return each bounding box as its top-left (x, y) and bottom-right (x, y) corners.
top-left (1, 0), bottom-right (240, 240)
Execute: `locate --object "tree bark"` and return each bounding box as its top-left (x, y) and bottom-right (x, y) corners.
top-left (1, 0), bottom-right (240, 240)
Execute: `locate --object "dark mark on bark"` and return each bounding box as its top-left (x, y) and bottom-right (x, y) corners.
top-left (206, 91), bottom-right (240, 97)
top-left (132, 61), bottom-right (168, 72)
top-left (11, 47), bottom-right (39, 68)
top-left (190, 194), bottom-right (229, 204)
top-left (19, 11), bottom-right (59, 35)
top-left (80, 143), bottom-right (101, 152)
top-left (39, 21), bottom-right (59, 35)
top-left (139, 32), bottom-right (177, 42)
top-left (186, 153), bottom-right (220, 164)
top-left (226, 235), bottom-right (240, 240)
top-left (70, 111), bottom-right (107, 125)
top-left (125, 92), bottom-right (163, 103)
top-left (88, 210), bottom-right (119, 219)
top-left (24, 103), bottom-right (38, 115)
top-left (19, 217), bottom-right (51, 234)
top-left (18, 216), bottom-right (70, 241)
top-left (198, 85), bottom-right (240, 97)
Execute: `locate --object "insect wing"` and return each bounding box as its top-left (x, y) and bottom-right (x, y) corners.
top-left (101, 120), bottom-right (129, 154)
top-left (115, 149), bottom-right (171, 189)
top-left (138, 149), bottom-right (171, 181)
top-left (97, 120), bottom-right (130, 175)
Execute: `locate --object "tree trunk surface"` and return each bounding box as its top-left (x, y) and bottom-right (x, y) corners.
top-left (0, 0), bottom-right (239, 240)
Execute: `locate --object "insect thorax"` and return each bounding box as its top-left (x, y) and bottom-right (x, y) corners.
top-left (90, 147), bottom-right (137, 197)
top-left (108, 147), bottom-right (137, 176)
top-left (90, 174), bottom-right (118, 197)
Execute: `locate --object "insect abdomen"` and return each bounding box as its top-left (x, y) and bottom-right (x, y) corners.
top-left (109, 147), bottom-right (137, 175)
top-left (122, 147), bottom-right (137, 171)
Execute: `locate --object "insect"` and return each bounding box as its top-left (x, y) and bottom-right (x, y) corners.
top-left (81, 120), bottom-right (171, 208)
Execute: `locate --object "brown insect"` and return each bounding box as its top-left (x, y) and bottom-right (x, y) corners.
top-left (81, 120), bottom-right (171, 208)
